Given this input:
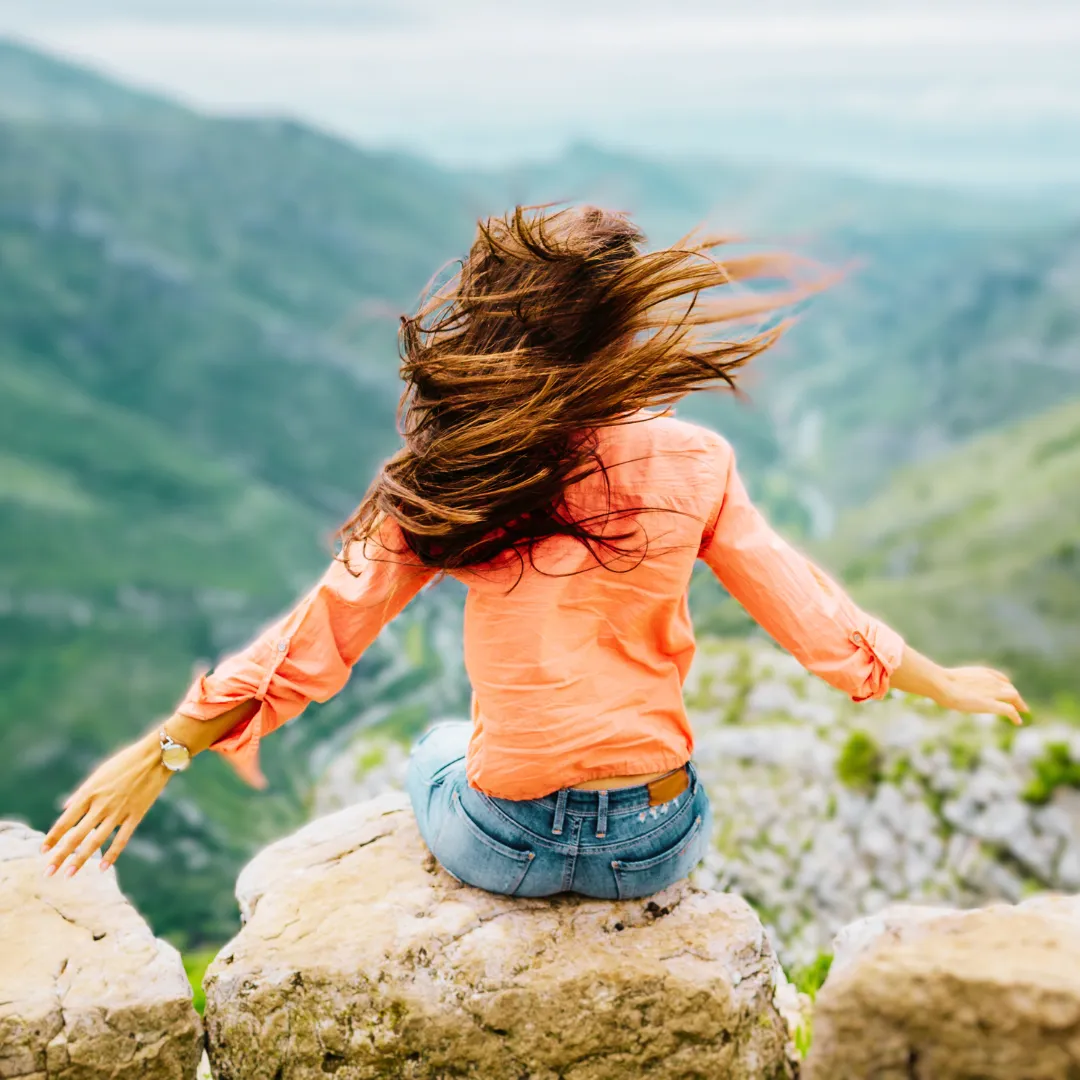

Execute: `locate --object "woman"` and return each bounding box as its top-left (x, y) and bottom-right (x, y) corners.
top-left (41, 206), bottom-right (1028, 898)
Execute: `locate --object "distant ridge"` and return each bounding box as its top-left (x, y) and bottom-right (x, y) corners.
top-left (0, 36), bottom-right (187, 124)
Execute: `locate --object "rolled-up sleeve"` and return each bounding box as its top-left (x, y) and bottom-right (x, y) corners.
top-left (698, 435), bottom-right (904, 702)
top-left (174, 519), bottom-right (434, 788)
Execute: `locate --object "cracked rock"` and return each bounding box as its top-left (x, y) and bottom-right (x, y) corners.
top-left (0, 820), bottom-right (202, 1080)
top-left (205, 793), bottom-right (793, 1080)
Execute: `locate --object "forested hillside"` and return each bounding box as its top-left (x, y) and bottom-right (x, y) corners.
top-left (824, 397), bottom-right (1080, 705)
top-left (1, 38), bottom-right (1077, 945)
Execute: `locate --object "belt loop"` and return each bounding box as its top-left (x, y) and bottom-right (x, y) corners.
top-left (596, 790), bottom-right (609, 839)
top-left (552, 788), bottom-right (568, 836)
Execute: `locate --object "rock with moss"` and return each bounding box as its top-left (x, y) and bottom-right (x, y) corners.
top-left (205, 794), bottom-right (797, 1080)
top-left (805, 894), bottom-right (1080, 1078)
top-left (0, 820), bottom-right (203, 1080)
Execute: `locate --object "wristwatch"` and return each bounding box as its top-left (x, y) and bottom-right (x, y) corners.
top-left (159, 728), bottom-right (192, 773)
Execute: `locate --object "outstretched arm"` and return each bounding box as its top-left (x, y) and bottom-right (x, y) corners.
top-left (699, 435), bottom-right (1027, 720)
top-left (889, 642), bottom-right (1028, 725)
top-left (42, 520), bottom-right (434, 877)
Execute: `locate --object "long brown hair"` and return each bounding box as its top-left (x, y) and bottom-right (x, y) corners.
top-left (340, 204), bottom-right (823, 576)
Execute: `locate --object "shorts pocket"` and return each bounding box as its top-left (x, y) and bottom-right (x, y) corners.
top-left (437, 790), bottom-right (536, 896)
top-left (610, 813), bottom-right (705, 900)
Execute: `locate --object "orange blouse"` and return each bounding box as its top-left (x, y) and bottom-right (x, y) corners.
top-left (175, 411), bottom-right (904, 798)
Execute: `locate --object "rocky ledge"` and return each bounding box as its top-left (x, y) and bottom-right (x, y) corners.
top-left (0, 820), bottom-right (203, 1080)
top-left (203, 793), bottom-right (800, 1080)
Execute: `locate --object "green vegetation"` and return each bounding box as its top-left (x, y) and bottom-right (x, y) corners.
top-left (786, 951), bottom-right (835, 1060)
top-left (794, 1020), bottom-right (813, 1061)
top-left (182, 947), bottom-right (218, 1015)
top-left (822, 397), bottom-right (1080, 705)
top-left (836, 731), bottom-right (884, 792)
top-left (788, 951), bottom-right (834, 999)
top-left (946, 729), bottom-right (983, 772)
top-left (1022, 742), bottom-right (1080, 805)
top-left (885, 754), bottom-right (913, 786)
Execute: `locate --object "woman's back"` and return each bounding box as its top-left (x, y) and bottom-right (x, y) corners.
top-left (456, 411), bottom-right (721, 799)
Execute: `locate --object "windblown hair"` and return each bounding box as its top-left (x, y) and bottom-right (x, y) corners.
top-left (339, 204), bottom-right (824, 575)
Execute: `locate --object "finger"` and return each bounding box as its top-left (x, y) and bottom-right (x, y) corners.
top-left (1004, 687), bottom-right (1030, 715)
top-left (997, 702), bottom-right (1023, 726)
top-left (41, 794), bottom-right (93, 854)
top-left (101, 818), bottom-right (137, 871)
top-left (45, 805), bottom-right (107, 877)
top-left (67, 817), bottom-right (118, 877)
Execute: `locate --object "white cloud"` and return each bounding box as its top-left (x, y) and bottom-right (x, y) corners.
top-left (2, 4), bottom-right (1078, 179)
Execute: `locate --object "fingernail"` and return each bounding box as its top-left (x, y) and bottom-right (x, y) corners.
top-left (65, 865), bottom-right (77, 877)
top-left (43, 864), bottom-right (56, 878)
top-left (99, 861), bottom-right (109, 872)
top-left (39, 842), bottom-right (49, 854)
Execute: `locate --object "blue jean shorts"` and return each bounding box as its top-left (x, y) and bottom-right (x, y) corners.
top-left (404, 721), bottom-right (712, 899)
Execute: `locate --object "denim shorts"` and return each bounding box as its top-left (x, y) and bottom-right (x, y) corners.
top-left (404, 721), bottom-right (712, 899)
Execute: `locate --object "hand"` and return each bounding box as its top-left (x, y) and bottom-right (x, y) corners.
top-left (40, 731), bottom-right (170, 878)
top-left (933, 666), bottom-right (1030, 725)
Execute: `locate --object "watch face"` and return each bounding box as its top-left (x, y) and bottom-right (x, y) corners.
top-left (162, 744), bottom-right (191, 771)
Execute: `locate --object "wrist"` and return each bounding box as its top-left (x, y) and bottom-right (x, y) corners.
top-left (926, 666), bottom-right (955, 707)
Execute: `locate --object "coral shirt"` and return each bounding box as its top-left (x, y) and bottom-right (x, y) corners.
top-left (176, 412), bottom-right (904, 798)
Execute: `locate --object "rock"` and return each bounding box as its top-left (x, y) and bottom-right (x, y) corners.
top-left (206, 794), bottom-right (794, 1080)
top-left (0, 820), bottom-right (203, 1080)
top-left (829, 903), bottom-right (959, 975)
top-left (806, 897), bottom-right (1080, 1079)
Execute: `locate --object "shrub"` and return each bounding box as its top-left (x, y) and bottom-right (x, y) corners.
top-left (1022, 741), bottom-right (1080, 805)
top-left (836, 730), bottom-right (883, 792)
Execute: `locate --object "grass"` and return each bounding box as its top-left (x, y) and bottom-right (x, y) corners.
top-left (182, 947), bottom-right (219, 1014)
top-left (788, 951), bottom-right (834, 1000)
top-left (786, 951), bottom-right (835, 1060)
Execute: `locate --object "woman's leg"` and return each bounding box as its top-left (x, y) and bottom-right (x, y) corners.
top-left (405, 720), bottom-right (548, 896)
top-left (404, 720), bottom-right (472, 853)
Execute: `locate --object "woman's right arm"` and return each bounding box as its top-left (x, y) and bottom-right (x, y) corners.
top-left (698, 434), bottom-right (1028, 723)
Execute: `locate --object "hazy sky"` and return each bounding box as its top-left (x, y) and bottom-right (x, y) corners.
top-left (3, 1), bottom-right (1079, 184)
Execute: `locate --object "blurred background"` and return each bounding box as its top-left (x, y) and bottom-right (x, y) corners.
top-left (1, 0), bottom-right (1078, 976)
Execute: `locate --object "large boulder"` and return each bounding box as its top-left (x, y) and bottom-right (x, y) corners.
top-left (205, 793), bottom-right (795, 1080)
top-left (0, 820), bottom-right (203, 1080)
top-left (805, 895), bottom-right (1080, 1079)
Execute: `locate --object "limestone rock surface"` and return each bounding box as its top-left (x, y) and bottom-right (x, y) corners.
top-left (206, 793), bottom-right (793, 1080)
top-left (806, 895), bottom-right (1080, 1079)
top-left (0, 820), bottom-right (203, 1080)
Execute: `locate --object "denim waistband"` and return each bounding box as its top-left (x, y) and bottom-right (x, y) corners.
top-left (522, 762), bottom-right (697, 817)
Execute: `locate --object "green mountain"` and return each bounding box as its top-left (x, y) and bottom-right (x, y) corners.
top-left (821, 397), bottom-right (1080, 703)
top-left (0, 38), bottom-right (183, 124)
top-left (0, 41), bottom-right (479, 944)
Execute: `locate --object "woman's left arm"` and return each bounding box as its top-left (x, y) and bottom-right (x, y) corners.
top-left (40, 699), bottom-right (259, 877)
top-left (42, 520), bottom-right (434, 877)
